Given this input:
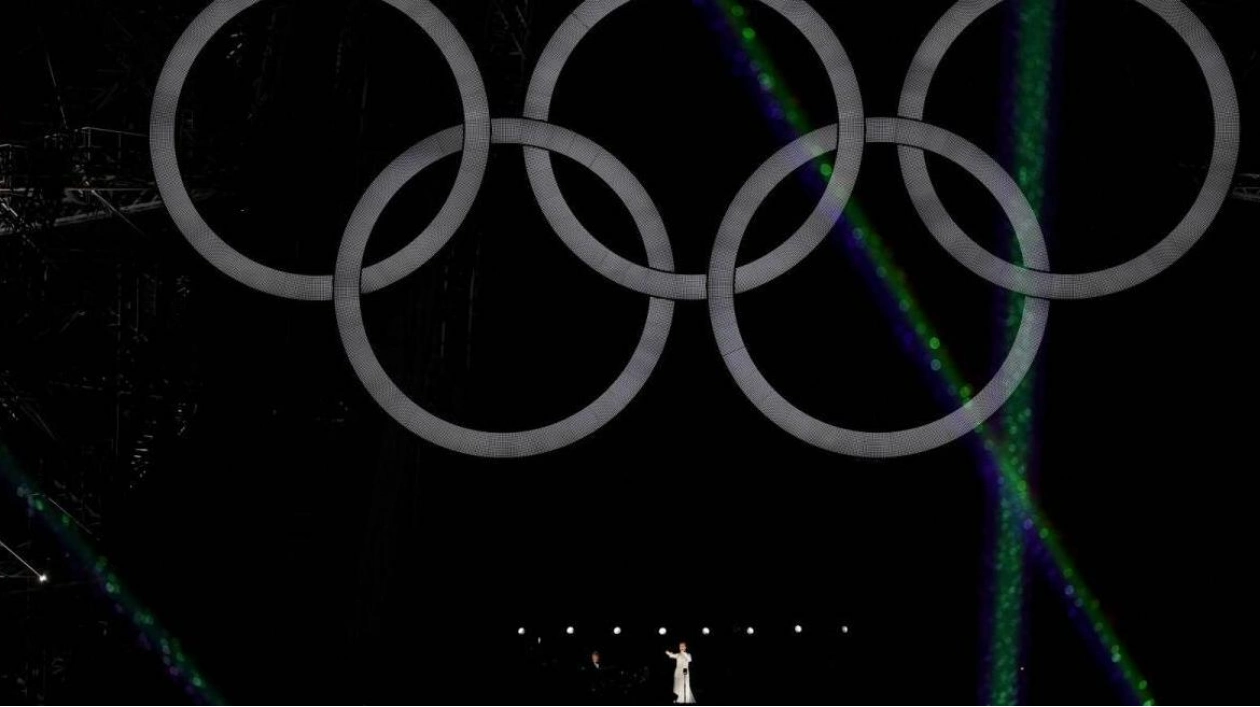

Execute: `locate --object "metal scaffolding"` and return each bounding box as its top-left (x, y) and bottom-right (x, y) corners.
top-left (0, 127), bottom-right (212, 239)
top-left (1232, 173), bottom-right (1260, 204)
top-left (484, 0), bottom-right (536, 113)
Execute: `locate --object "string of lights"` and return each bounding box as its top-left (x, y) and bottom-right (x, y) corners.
top-left (517, 623), bottom-right (850, 637)
top-left (0, 443), bottom-right (223, 704)
top-left (989, 1), bottom-right (1057, 703)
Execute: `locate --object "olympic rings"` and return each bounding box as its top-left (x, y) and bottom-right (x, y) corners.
top-left (151, 0), bottom-right (1239, 457)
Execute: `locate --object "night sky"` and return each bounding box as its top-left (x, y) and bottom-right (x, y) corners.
top-left (2, 0), bottom-right (1259, 703)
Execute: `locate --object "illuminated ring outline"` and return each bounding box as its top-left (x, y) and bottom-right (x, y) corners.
top-left (708, 117), bottom-right (1050, 457)
top-left (150, 0), bottom-right (492, 301)
top-left (333, 118), bottom-right (674, 458)
top-left (522, 0), bottom-right (865, 301)
top-left (149, 1), bottom-right (1242, 458)
top-left (897, 0), bottom-right (1240, 300)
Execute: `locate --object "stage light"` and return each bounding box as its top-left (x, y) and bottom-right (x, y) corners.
top-left (517, 627), bottom-right (526, 635)
top-left (613, 626), bottom-right (621, 635)
top-left (566, 626), bottom-right (575, 635)
top-left (701, 627), bottom-right (710, 635)
top-left (794, 624), bottom-right (802, 633)
top-left (38, 574), bottom-right (48, 583)
top-left (841, 625), bottom-right (849, 634)
top-left (746, 627), bottom-right (755, 635)
top-left (659, 627), bottom-right (667, 636)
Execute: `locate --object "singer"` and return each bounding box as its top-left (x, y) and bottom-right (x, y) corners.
top-left (664, 641), bottom-right (696, 704)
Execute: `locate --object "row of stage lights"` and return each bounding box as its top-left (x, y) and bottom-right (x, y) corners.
top-left (518, 625), bottom-right (850, 636)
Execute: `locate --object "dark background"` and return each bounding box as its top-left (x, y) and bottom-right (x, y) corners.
top-left (2, 0), bottom-right (1258, 703)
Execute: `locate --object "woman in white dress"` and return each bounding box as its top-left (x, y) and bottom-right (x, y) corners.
top-left (664, 641), bottom-right (695, 704)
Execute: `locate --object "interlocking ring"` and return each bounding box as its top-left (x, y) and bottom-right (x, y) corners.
top-left (150, 0), bottom-right (492, 301)
top-left (334, 119), bottom-right (675, 457)
top-left (897, 0), bottom-right (1239, 299)
top-left (522, 0), bottom-right (865, 300)
top-left (152, 0), bottom-right (1239, 458)
top-left (708, 117), bottom-right (1049, 457)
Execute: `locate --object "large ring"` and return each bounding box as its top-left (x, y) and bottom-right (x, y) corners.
top-left (333, 118), bottom-right (674, 457)
top-left (521, 0), bottom-right (865, 301)
top-left (896, 0), bottom-right (1240, 299)
top-left (150, 0), bottom-right (492, 301)
top-left (708, 117), bottom-right (1050, 457)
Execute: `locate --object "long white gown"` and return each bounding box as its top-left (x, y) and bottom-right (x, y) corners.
top-left (665, 650), bottom-right (695, 704)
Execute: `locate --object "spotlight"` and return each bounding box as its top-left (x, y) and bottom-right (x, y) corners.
top-left (794, 624), bottom-right (803, 634)
top-left (517, 627), bottom-right (526, 636)
top-left (38, 574), bottom-right (48, 583)
top-left (841, 625), bottom-right (849, 634)
top-left (746, 627), bottom-right (755, 635)
top-left (701, 627), bottom-right (710, 636)
top-left (659, 627), bottom-right (667, 636)
top-left (566, 626), bottom-right (575, 635)
top-left (613, 627), bottom-right (622, 635)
